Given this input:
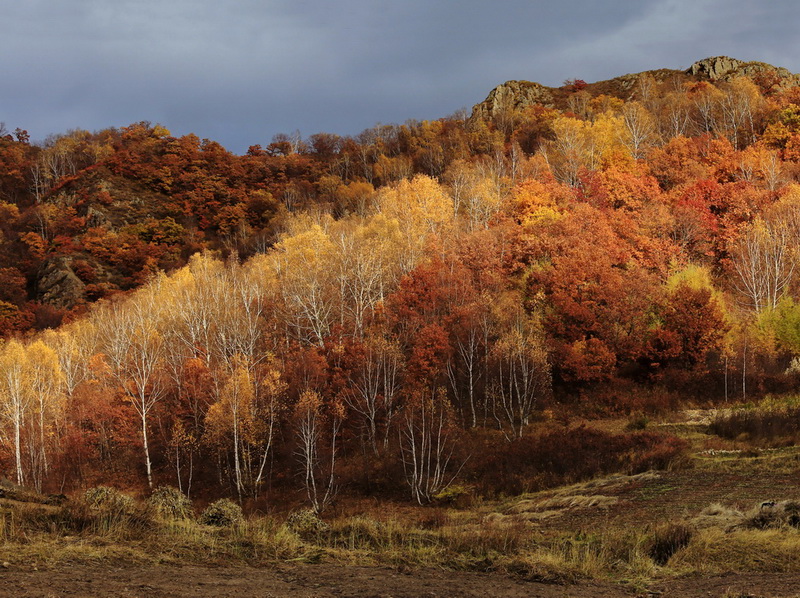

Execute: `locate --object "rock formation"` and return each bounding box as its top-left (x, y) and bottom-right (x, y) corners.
top-left (469, 80), bottom-right (555, 121)
top-left (687, 56), bottom-right (800, 86)
top-left (36, 257), bottom-right (86, 308)
top-left (470, 57), bottom-right (800, 123)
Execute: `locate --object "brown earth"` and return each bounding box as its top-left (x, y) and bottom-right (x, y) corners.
top-left (4, 563), bottom-right (800, 597)
top-left (0, 562), bottom-right (620, 598)
top-left (527, 463), bottom-right (800, 533)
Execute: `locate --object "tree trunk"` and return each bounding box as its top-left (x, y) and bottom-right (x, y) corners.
top-left (141, 410), bottom-right (153, 489)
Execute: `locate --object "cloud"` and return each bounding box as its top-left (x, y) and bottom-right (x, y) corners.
top-left (1, 0), bottom-right (800, 153)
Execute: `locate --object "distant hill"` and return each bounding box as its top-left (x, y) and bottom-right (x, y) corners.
top-left (1, 56), bottom-right (799, 334)
top-left (470, 56), bottom-right (800, 121)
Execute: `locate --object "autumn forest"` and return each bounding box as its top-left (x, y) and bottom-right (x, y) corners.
top-left (2, 56), bottom-right (800, 512)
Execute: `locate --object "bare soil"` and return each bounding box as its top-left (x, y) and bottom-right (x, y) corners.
top-left (510, 445), bottom-right (800, 534)
top-left (5, 563), bottom-right (800, 597)
top-left (0, 562), bottom-right (621, 597)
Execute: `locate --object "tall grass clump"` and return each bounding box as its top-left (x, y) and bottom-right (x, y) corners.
top-left (672, 527), bottom-right (800, 573)
top-left (647, 522), bottom-right (694, 565)
top-left (77, 486), bottom-right (152, 537)
top-left (147, 486), bottom-right (193, 520)
top-left (200, 498), bottom-right (243, 527)
top-left (505, 530), bottom-right (655, 583)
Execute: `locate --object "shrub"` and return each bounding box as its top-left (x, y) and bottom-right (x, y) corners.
top-left (625, 413), bottom-right (649, 431)
top-left (648, 522), bottom-right (694, 565)
top-left (200, 498), bottom-right (243, 527)
top-left (433, 484), bottom-right (473, 506)
top-left (82, 486), bottom-right (135, 515)
top-left (147, 486), bottom-right (193, 520)
top-left (286, 508), bottom-right (330, 539)
top-left (745, 500), bottom-right (800, 530)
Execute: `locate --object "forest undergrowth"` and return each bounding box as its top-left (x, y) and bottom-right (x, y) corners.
top-left (3, 402), bottom-right (800, 590)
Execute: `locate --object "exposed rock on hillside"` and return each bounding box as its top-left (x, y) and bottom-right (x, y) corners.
top-left (470, 56), bottom-right (800, 122)
top-left (687, 56), bottom-right (800, 86)
top-left (470, 80), bottom-right (555, 121)
top-left (688, 56), bottom-right (747, 80)
top-left (36, 257), bottom-right (86, 308)
top-left (84, 205), bottom-right (113, 230)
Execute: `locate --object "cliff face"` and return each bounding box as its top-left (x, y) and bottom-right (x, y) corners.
top-left (687, 56), bottom-right (800, 86)
top-left (36, 257), bottom-right (86, 309)
top-left (470, 56), bottom-right (800, 122)
top-left (469, 80), bottom-right (555, 121)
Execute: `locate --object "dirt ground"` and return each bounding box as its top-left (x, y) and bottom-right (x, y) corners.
top-left (3, 563), bottom-right (800, 598)
top-left (0, 563), bottom-right (613, 598)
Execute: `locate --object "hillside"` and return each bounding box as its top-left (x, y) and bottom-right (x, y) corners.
top-left (6, 54), bottom-right (800, 594)
top-left (0, 55), bottom-right (797, 325)
top-left (3, 55), bottom-right (800, 512)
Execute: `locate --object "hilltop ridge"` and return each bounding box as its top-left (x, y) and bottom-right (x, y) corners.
top-left (470, 56), bottom-right (800, 121)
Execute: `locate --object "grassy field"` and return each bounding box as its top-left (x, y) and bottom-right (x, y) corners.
top-left (4, 401), bottom-right (800, 595)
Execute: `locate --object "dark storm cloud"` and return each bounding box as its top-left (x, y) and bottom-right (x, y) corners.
top-left (1, 0), bottom-right (799, 153)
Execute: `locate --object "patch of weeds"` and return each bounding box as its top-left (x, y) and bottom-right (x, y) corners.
top-left (647, 522), bottom-right (694, 565)
top-left (745, 500), bottom-right (800, 530)
top-left (200, 499), bottom-right (243, 527)
top-left (636, 483), bottom-right (678, 500)
top-left (286, 508), bottom-right (330, 539)
top-left (626, 414), bottom-right (650, 431)
top-left (147, 486), bottom-right (193, 520)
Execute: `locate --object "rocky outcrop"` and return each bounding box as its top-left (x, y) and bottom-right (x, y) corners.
top-left (687, 56), bottom-right (800, 86)
top-left (36, 256), bottom-right (85, 308)
top-left (471, 57), bottom-right (800, 124)
top-left (470, 80), bottom-right (555, 121)
top-left (688, 56), bottom-right (746, 80)
top-left (84, 205), bottom-right (113, 229)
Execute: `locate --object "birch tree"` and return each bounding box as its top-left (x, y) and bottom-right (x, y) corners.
top-left (96, 284), bottom-right (168, 489)
top-left (25, 340), bottom-right (65, 491)
top-left (0, 340), bottom-right (30, 484)
top-left (732, 217), bottom-right (797, 312)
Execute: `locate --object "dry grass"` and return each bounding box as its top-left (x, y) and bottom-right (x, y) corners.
top-left (5, 407), bottom-right (800, 587)
top-left (506, 530), bottom-right (656, 584)
top-left (495, 471), bottom-right (659, 523)
top-left (0, 487), bottom-right (674, 589)
top-left (0, 492), bottom-right (655, 583)
top-left (672, 527), bottom-right (800, 574)
top-left (692, 503), bottom-right (745, 531)
top-left (4, 491), bottom-right (800, 588)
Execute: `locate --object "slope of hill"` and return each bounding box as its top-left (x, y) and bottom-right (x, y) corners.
top-left (3, 55), bottom-right (800, 508)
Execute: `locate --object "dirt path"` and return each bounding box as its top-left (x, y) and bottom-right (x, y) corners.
top-left (0, 562), bottom-right (626, 598)
top-left (4, 563), bottom-right (800, 598)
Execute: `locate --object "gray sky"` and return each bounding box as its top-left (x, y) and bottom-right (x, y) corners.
top-left (2, 0), bottom-right (799, 154)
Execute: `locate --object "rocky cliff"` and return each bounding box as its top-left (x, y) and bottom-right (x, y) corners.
top-left (470, 56), bottom-right (800, 122)
top-left (470, 80), bottom-right (555, 121)
top-left (687, 56), bottom-right (800, 86)
top-left (36, 257), bottom-right (86, 309)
